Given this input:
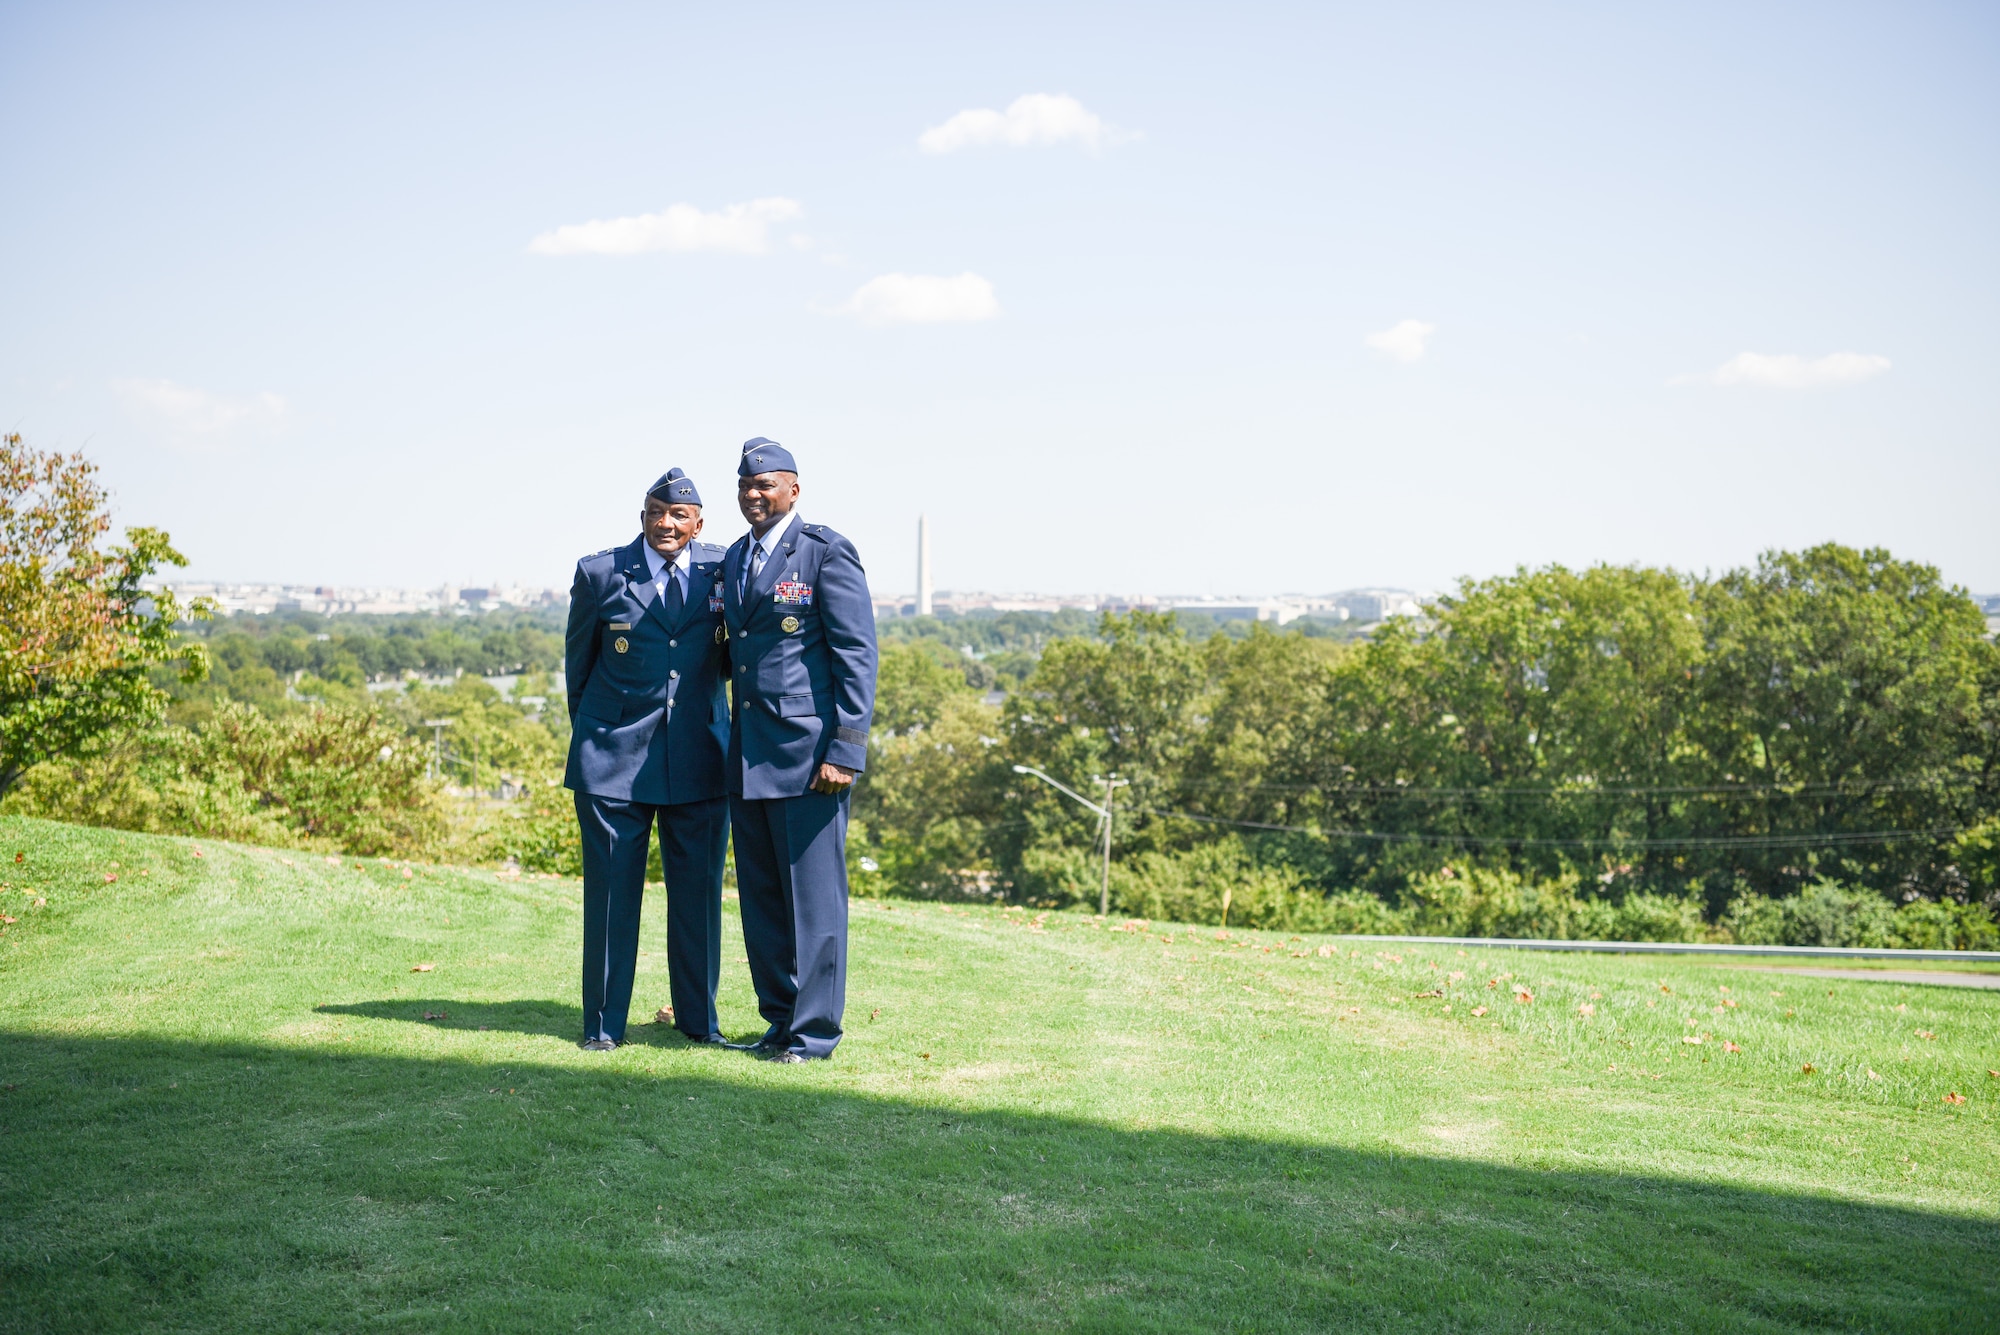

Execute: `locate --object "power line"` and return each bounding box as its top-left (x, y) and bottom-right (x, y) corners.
top-left (1118, 803), bottom-right (1962, 851)
top-left (1166, 777), bottom-right (1981, 797)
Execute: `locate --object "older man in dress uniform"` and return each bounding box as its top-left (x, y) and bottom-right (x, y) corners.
top-left (563, 467), bottom-right (734, 1050)
top-left (722, 438), bottom-right (878, 1062)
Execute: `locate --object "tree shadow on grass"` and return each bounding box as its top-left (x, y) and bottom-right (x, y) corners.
top-left (3, 1030), bottom-right (1994, 1335)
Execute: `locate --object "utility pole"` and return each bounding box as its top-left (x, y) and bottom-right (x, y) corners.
top-left (1010, 764), bottom-right (1127, 914)
top-left (1096, 773), bottom-right (1128, 917)
top-left (423, 718), bottom-right (452, 781)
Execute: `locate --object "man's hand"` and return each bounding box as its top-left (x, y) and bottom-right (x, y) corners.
top-left (810, 761), bottom-right (857, 795)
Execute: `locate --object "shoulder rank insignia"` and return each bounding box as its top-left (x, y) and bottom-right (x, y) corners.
top-left (773, 580), bottom-right (813, 605)
top-left (780, 615), bottom-right (801, 634)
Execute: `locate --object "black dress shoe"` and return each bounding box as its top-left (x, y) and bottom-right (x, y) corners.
top-left (681, 1031), bottom-right (729, 1046)
top-left (580, 1038), bottom-right (618, 1052)
top-left (764, 1050), bottom-right (807, 1064)
top-left (749, 1030), bottom-right (790, 1055)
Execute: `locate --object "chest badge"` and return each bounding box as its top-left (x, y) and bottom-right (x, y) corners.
top-left (714, 624), bottom-right (728, 644)
top-left (780, 615), bottom-right (801, 634)
top-left (614, 636), bottom-right (629, 654)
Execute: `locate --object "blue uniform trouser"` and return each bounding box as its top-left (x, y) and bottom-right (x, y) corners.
top-left (730, 790), bottom-right (850, 1059)
top-left (574, 792), bottom-right (729, 1044)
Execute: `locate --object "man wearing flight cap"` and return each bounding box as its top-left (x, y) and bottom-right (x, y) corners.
top-left (723, 437), bottom-right (878, 1062)
top-left (563, 467), bottom-right (734, 1050)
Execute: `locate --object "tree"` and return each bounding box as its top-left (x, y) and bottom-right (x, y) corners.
top-left (0, 433), bottom-right (207, 798)
top-left (1691, 544), bottom-right (1994, 899)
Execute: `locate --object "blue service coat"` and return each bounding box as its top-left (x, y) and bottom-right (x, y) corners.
top-left (563, 537), bottom-right (732, 805)
top-left (722, 517), bottom-right (878, 800)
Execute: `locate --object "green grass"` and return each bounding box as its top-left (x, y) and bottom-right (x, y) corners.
top-left (3, 815), bottom-right (1996, 1333)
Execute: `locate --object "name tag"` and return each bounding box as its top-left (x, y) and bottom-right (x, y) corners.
top-left (773, 580), bottom-right (813, 605)
top-left (608, 622), bottom-right (632, 631)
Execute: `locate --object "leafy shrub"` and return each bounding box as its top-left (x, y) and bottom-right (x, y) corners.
top-left (6, 702), bottom-right (446, 856)
top-left (1725, 881), bottom-right (1999, 950)
top-left (1108, 838), bottom-right (1403, 932)
top-left (1723, 881), bottom-right (1898, 947)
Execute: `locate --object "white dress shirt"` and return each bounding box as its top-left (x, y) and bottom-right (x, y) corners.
top-left (642, 540), bottom-right (691, 602)
top-left (748, 510), bottom-right (797, 583)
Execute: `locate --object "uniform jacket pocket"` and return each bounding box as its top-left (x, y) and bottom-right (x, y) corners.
top-left (776, 692), bottom-right (824, 718)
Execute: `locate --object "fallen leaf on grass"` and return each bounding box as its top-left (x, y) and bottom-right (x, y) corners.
top-left (422, 1010), bottom-right (448, 1021)
top-left (1868, 1069), bottom-right (1881, 1080)
top-left (11, 853), bottom-right (19, 864)
top-left (1894, 1004), bottom-right (1907, 1012)
top-left (653, 1007), bottom-right (674, 1025)
top-left (1471, 1006), bottom-right (1488, 1017)
top-left (30, 899), bottom-right (43, 908)
top-left (1659, 984), bottom-right (1672, 994)
top-left (1449, 971), bottom-right (1466, 983)
top-left (1413, 989), bottom-right (1444, 999)
top-left (1578, 1003), bottom-right (1596, 1017)
top-left (401, 869), bottom-right (413, 879)
top-left (1944, 1092), bottom-right (1967, 1105)
top-left (1486, 978), bottom-right (1499, 989)
top-left (919, 1053), bottom-right (931, 1060)
top-left (411, 963), bottom-right (435, 973)
top-left (1723, 1041), bottom-right (1741, 1053)
top-left (1682, 1035), bottom-right (1705, 1045)
top-left (190, 849), bottom-right (204, 859)
top-left (1916, 1030), bottom-right (1936, 1041)
top-left (103, 873), bottom-right (117, 884)
top-left (325, 856), bottom-right (340, 866)
top-left (1801, 1064), bottom-right (1816, 1074)
top-left (0, 915), bottom-right (15, 925)
top-left (1316, 945), bottom-right (1335, 957)
top-left (1989, 1070), bottom-right (1999, 1080)
top-left (1722, 998), bottom-right (1737, 1008)
top-left (280, 858), bottom-right (294, 867)
top-left (1513, 988), bottom-right (1533, 1004)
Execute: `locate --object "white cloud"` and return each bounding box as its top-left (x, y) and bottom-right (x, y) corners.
top-left (918, 94), bottom-right (1127, 154)
top-left (1365, 319), bottom-right (1436, 363)
top-left (840, 272), bottom-right (999, 326)
top-left (116, 378), bottom-right (286, 435)
top-left (1703, 351), bottom-right (1891, 389)
top-left (527, 197), bottom-right (802, 256)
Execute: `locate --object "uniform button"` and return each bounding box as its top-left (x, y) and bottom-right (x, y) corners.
top-left (669, 669), bottom-right (679, 679)
top-left (737, 664), bottom-right (745, 672)
top-left (669, 639), bottom-right (677, 647)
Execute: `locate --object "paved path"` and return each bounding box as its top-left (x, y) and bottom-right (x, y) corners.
top-left (1713, 965), bottom-right (2000, 990)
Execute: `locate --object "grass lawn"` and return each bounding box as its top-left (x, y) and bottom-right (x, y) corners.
top-left (3, 814), bottom-right (1997, 1333)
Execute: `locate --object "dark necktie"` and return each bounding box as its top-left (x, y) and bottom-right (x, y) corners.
top-left (662, 564), bottom-right (684, 619)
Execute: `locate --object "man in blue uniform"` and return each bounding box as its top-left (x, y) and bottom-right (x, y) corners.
top-left (723, 438), bottom-right (878, 1062)
top-left (563, 467), bottom-right (733, 1050)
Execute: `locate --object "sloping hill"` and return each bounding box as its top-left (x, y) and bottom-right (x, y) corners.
top-left (2, 815), bottom-right (1996, 1332)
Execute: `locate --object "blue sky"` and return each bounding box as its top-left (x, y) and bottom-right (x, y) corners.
top-left (3, 2), bottom-right (1995, 596)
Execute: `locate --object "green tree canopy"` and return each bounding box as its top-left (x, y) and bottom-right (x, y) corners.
top-left (0, 433), bottom-right (207, 798)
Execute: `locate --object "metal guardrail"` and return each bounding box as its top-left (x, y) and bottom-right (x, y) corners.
top-left (1327, 934), bottom-right (2000, 964)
